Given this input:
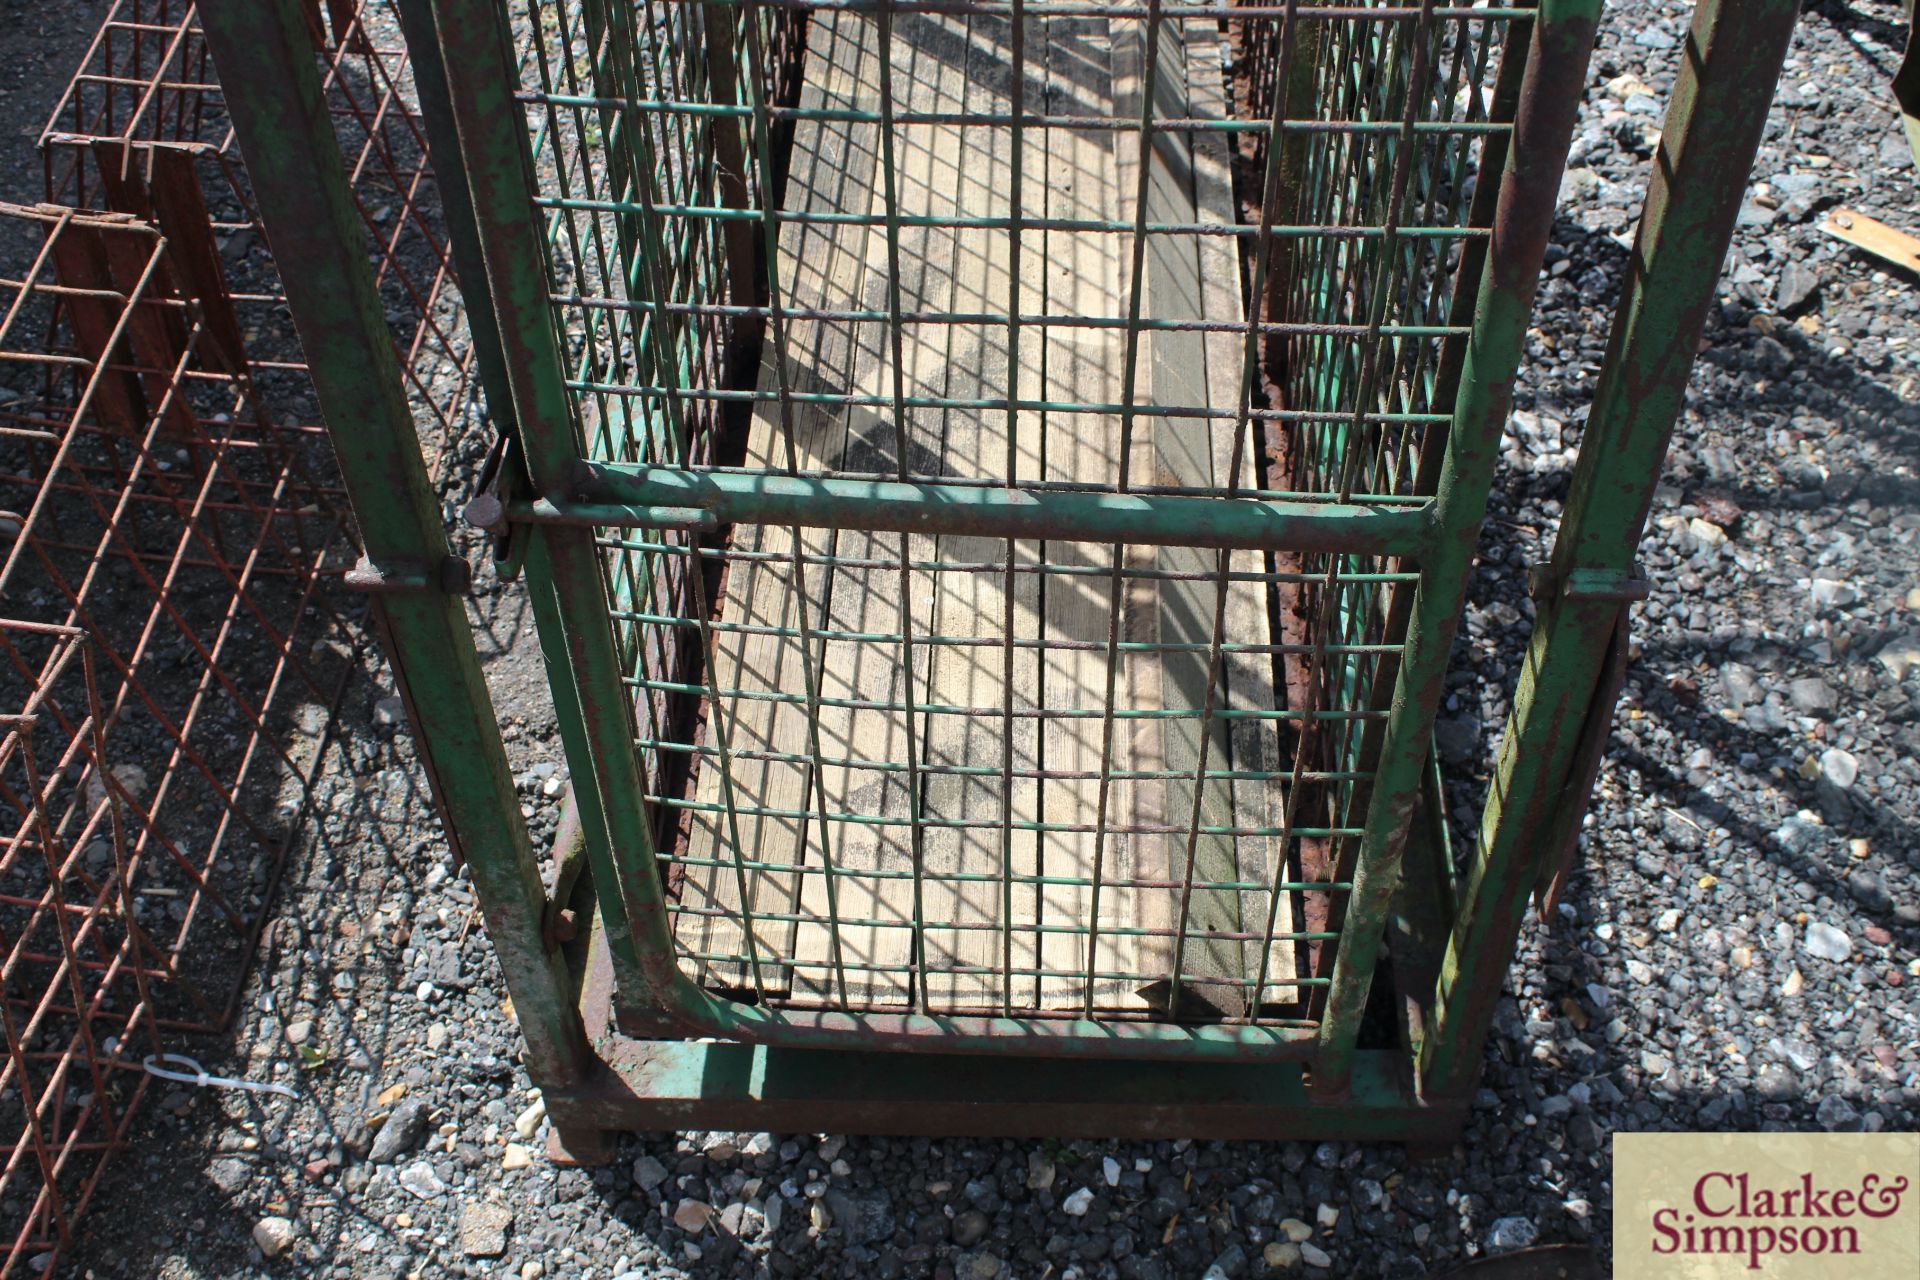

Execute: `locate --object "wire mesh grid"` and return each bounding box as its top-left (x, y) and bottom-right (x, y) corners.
top-left (0, 202), bottom-right (361, 1270)
top-left (0, 621), bottom-right (164, 1273)
top-left (39, 0), bottom-right (490, 493)
top-left (508, 0), bottom-right (1526, 1028)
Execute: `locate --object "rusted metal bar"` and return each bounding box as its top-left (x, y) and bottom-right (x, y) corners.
top-left (1417, 0), bottom-right (1801, 1101)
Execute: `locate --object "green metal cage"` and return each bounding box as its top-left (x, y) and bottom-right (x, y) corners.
top-left (200, 0), bottom-right (1799, 1147)
top-left (466, 0), bottom-right (1533, 1066)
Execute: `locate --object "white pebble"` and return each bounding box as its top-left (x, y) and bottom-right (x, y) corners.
top-left (252, 1216), bottom-right (298, 1258)
top-left (1804, 922), bottom-right (1851, 963)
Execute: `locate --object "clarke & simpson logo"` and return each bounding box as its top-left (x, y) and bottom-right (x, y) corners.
top-left (1651, 1169), bottom-right (1910, 1270)
top-left (1617, 1133), bottom-right (1920, 1278)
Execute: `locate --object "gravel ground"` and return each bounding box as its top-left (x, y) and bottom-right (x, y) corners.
top-left (20, 0), bottom-right (1920, 1276)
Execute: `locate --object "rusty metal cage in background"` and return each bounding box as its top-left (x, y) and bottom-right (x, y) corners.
top-left (0, 0), bottom-right (500, 1266)
top-left (199, 0), bottom-right (1802, 1151)
top-left (0, 204), bottom-right (359, 1271)
top-left (39, 0), bottom-right (491, 495)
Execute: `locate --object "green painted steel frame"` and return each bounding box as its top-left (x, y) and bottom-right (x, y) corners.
top-left (200, 0), bottom-right (1795, 1147)
top-left (519, 461), bottom-right (1436, 555)
top-left (542, 915), bottom-right (1466, 1143)
top-left (1305, 0), bottom-right (1601, 1097)
top-left (414, 0), bottom-right (1333, 1066)
top-left (194, 0), bottom-right (596, 1095)
top-left (415, 0), bottom-right (1606, 1075)
top-left (1416, 0), bottom-right (1804, 1099)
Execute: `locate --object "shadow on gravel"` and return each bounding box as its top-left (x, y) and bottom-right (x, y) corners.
top-left (69, 649), bottom-right (457, 1275)
top-left (1626, 310), bottom-right (1920, 898)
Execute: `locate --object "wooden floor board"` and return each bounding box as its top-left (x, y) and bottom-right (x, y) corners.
top-left (1128, 15), bottom-right (1246, 1017)
top-left (677, 14), bottom-right (1293, 1014)
top-left (1189, 32), bottom-right (1296, 1007)
top-left (787, 9), bottom-right (982, 1006)
top-left (913, 10), bottom-right (1046, 1013)
top-left (1032, 11), bottom-right (1134, 1011)
top-left (679, 11), bottom-right (881, 994)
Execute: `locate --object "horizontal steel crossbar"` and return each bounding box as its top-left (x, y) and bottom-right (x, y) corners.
top-left (641, 2), bottom-right (1532, 18)
top-left (543, 462), bottom-right (1433, 553)
top-left (518, 94), bottom-right (1518, 137)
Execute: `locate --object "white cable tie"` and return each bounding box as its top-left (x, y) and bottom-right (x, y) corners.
top-left (142, 1051), bottom-right (299, 1099)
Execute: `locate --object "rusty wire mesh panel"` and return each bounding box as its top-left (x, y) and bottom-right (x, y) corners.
top-left (0, 621), bottom-right (161, 1273)
top-left (0, 0), bottom-right (507, 1263)
top-left (490, 0), bottom-right (1533, 1033)
top-left (39, 0), bottom-right (488, 493)
top-left (0, 204), bottom-right (361, 1271)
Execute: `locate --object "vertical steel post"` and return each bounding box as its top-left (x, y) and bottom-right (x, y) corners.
top-left (391, 0), bottom-right (520, 447)
top-left (416, 0), bottom-right (670, 1049)
top-left (1419, 0), bottom-right (1802, 1099)
top-left (701, 1), bottom-right (763, 328)
top-left (193, 0), bottom-right (594, 1088)
top-left (1313, 0), bottom-right (1601, 1096)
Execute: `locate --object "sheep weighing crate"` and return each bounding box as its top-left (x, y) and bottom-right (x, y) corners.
top-left (197, 0), bottom-right (1800, 1149)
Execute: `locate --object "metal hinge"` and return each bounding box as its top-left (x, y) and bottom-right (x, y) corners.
top-left (461, 427), bottom-right (529, 579)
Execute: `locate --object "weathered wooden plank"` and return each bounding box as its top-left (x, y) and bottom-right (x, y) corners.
top-left (1189, 29), bottom-right (1296, 1006)
top-left (912, 10), bottom-right (1046, 1013)
top-left (679, 10), bottom-right (882, 993)
top-left (1032, 12), bottom-right (1137, 1010)
top-left (1113, 16), bottom-right (1293, 1017)
top-left (787, 10), bottom-right (976, 1005)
